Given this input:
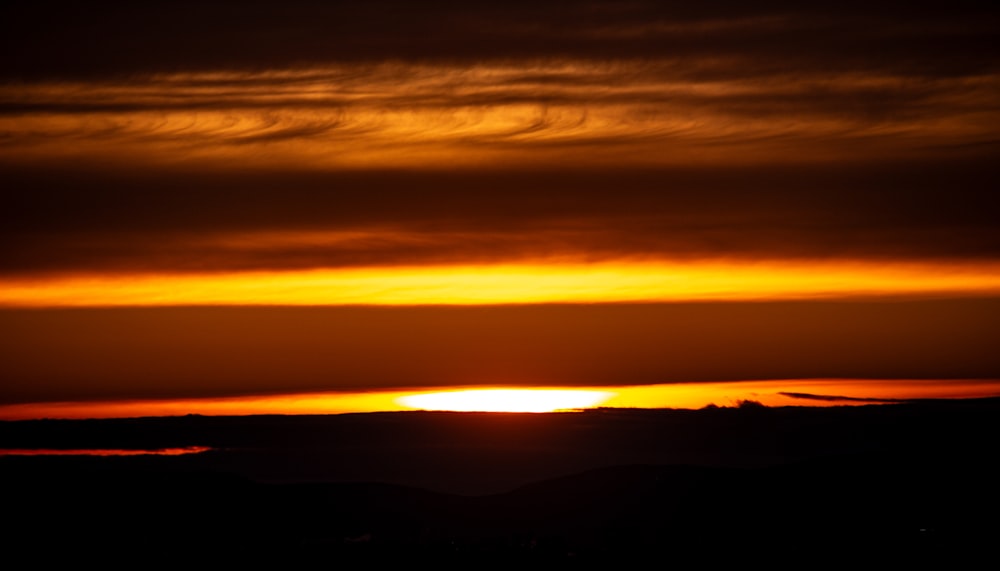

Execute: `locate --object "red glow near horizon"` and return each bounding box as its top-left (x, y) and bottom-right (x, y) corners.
top-left (1, 379), bottom-right (999, 421)
top-left (0, 446), bottom-right (212, 456)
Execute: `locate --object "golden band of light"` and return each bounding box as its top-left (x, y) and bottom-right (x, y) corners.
top-left (3, 260), bottom-right (1000, 307)
top-left (2, 380), bottom-right (1000, 420)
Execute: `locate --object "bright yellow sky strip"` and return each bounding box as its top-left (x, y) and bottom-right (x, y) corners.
top-left (3, 260), bottom-right (1000, 307)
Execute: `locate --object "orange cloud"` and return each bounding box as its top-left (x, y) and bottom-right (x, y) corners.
top-left (2, 63), bottom-right (997, 170)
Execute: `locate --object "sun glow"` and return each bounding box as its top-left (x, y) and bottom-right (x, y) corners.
top-left (397, 389), bottom-right (615, 413)
top-left (3, 260), bottom-right (1000, 307)
top-left (1, 380), bottom-right (999, 420)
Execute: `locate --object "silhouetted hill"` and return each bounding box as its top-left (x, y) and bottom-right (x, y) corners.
top-left (2, 399), bottom-right (999, 564)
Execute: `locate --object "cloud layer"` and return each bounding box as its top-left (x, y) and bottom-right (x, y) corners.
top-left (2, 61), bottom-right (997, 170)
top-left (2, 2), bottom-right (998, 278)
top-left (3, 163), bottom-right (999, 277)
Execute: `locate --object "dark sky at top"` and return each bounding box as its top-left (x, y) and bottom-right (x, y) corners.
top-left (4, 1), bottom-right (999, 79)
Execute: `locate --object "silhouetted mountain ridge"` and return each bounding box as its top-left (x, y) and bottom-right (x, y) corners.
top-left (3, 399), bottom-right (998, 564)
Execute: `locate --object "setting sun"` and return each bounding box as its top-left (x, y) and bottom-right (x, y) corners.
top-left (397, 389), bottom-right (614, 413)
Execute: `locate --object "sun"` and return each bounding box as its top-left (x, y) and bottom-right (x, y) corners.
top-left (396, 389), bottom-right (614, 413)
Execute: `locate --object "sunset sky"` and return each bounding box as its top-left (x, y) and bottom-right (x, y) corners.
top-left (2, 1), bottom-right (999, 418)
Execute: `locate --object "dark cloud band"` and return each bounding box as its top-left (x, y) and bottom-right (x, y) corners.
top-left (3, 2), bottom-right (998, 79)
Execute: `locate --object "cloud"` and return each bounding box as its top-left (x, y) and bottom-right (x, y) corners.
top-left (2, 162), bottom-right (999, 276)
top-left (778, 392), bottom-right (908, 403)
top-left (0, 2), bottom-right (997, 277)
top-left (2, 63), bottom-right (997, 165)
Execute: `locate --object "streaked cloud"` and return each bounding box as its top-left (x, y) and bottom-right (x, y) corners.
top-left (2, 2), bottom-right (997, 281)
top-left (777, 392), bottom-right (906, 403)
top-left (2, 62), bottom-right (997, 169)
top-left (3, 164), bottom-right (999, 277)
top-left (5, 2), bottom-right (997, 79)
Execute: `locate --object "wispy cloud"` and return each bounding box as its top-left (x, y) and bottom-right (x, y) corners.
top-left (2, 62), bottom-right (997, 169)
top-left (2, 3), bottom-right (997, 279)
top-left (3, 162), bottom-right (999, 277)
top-left (4, 2), bottom-right (998, 79)
top-left (778, 392), bottom-right (909, 403)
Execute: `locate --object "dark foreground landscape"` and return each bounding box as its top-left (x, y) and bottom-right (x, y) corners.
top-left (3, 399), bottom-right (999, 565)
